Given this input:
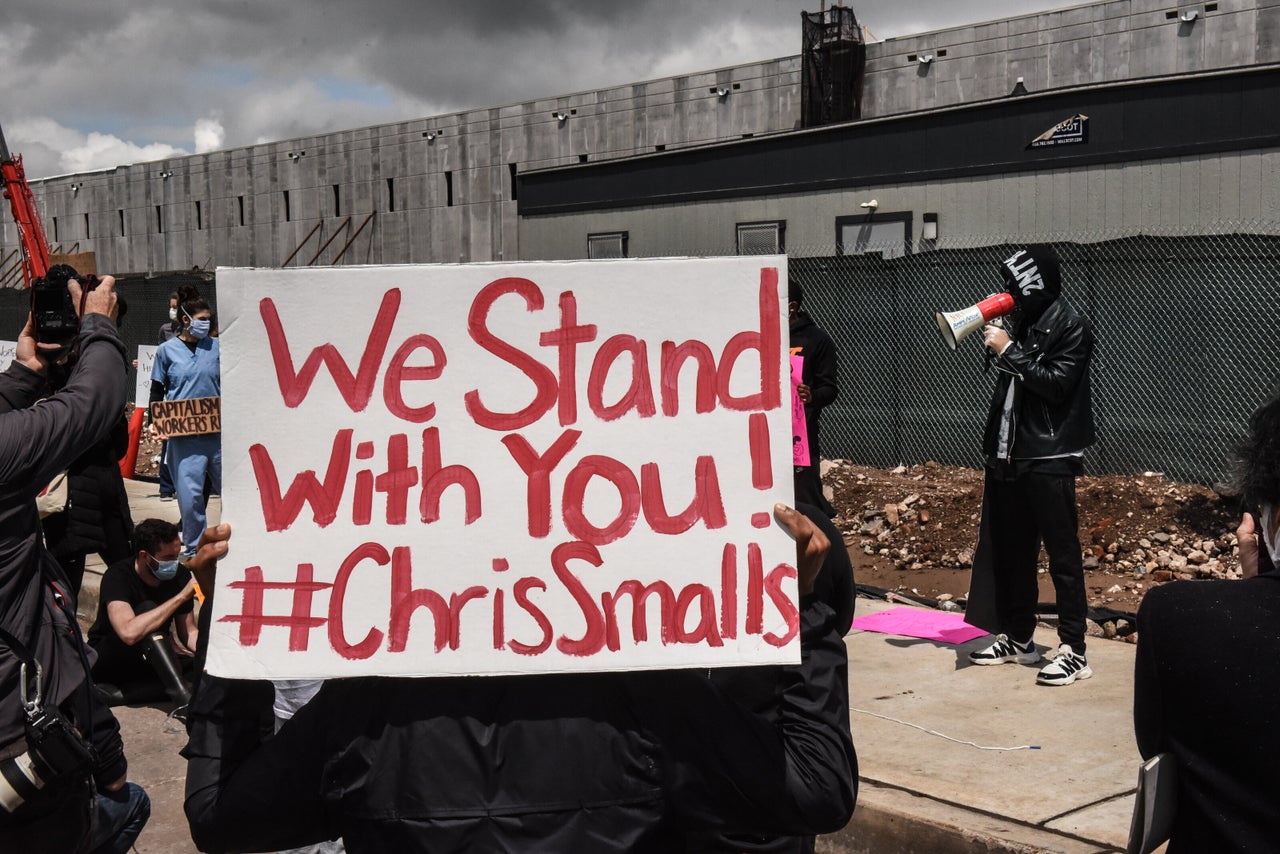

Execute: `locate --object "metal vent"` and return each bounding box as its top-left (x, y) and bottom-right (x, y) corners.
top-left (587, 231), bottom-right (628, 259)
top-left (737, 221), bottom-right (785, 255)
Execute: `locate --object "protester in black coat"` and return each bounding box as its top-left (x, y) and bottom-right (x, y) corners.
top-left (1133, 393), bottom-right (1280, 851)
top-left (965, 245), bottom-right (1097, 687)
top-left (182, 507), bottom-right (857, 854)
top-left (44, 414), bottom-right (135, 596)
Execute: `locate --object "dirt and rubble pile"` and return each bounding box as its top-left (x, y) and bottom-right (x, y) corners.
top-left (823, 459), bottom-right (1245, 618)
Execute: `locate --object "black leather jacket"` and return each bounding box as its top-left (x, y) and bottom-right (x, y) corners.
top-left (982, 298), bottom-right (1095, 460)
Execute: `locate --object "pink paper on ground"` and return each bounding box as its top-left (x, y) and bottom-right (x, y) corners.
top-left (850, 606), bottom-right (989, 645)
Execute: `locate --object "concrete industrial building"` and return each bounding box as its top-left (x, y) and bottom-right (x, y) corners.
top-left (518, 0), bottom-right (1280, 258)
top-left (4, 0), bottom-right (1279, 278)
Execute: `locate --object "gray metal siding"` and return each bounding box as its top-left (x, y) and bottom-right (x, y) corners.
top-left (516, 148), bottom-right (1280, 260)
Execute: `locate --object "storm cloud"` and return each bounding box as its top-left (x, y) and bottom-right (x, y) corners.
top-left (1, 0), bottom-right (1081, 178)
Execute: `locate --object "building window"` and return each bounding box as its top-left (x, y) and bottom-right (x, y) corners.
top-left (118, 210), bottom-right (125, 236)
top-left (195, 200), bottom-right (203, 231)
top-left (835, 212), bottom-right (912, 258)
top-left (84, 213), bottom-right (90, 239)
top-left (387, 178), bottom-right (395, 212)
top-left (445, 171), bottom-right (454, 207)
top-left (283, 190), bottom-right (291, 222)
top-left (587, 231), bottom-right (628, 259)
top-left (920, 212), bottom-right (938, 251)
top-left (238, 196), bottom-right (246, 227)
top-left (52, 217), bottom-right (58, 243)
top-left (333, 184), bottom-right (341, 216)
top-left (509, 163), bottom-right (518, 202)
top-left (156, 205), bottom-right (163, 234)
top-left (736, 221), bottom-right (785, 255)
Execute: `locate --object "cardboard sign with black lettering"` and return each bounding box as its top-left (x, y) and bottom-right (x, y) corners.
top-left (208, 258), bottom-right (796, 679)
top-left (150, 396), bottom-right (221, 437)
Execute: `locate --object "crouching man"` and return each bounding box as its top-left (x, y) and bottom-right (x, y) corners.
top-left (88, 518), bottom-right (197, 707)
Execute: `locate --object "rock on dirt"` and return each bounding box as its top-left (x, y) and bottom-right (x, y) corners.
top-left (821, 460), bottom-right (1243, 618)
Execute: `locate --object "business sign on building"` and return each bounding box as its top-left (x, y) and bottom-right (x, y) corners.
top-left (1028, 114), bottom-right (1089, 149)
top-left (207, 257), bottom-right (798, 679)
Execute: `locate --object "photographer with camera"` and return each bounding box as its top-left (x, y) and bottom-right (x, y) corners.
top-left (0, 272), bottom-right (150, 853)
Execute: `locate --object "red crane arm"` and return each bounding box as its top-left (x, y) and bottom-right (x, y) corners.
top-left (0, 124), bottom-right (51, 288)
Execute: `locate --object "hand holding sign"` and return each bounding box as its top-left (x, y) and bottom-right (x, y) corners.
top-left (187, 522), bottom-right (232, 604)
top-left (774, 503), bottom-right (827, 596)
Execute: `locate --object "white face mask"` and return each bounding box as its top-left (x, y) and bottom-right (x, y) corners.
top-left (169, 307), bottom-right (179, 321)
top-left (1261, 503), bottom-right (1280, 565)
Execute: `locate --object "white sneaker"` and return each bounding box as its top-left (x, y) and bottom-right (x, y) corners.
top-left (1037, 644), bottom-right (1093, 686)
top-left (968, 634), bottom-right (1040, 666)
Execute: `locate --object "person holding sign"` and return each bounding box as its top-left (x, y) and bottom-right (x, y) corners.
top-left (148, 286), bottom-right (220, 557)
top-left (788, 280), bottom-right (840, 518)
top-left (180, 505), bottom-right (856, 852)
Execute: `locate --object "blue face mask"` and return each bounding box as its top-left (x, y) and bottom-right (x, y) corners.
top-left (188, 319), bottom-right (212, 340)
top-left (151, 556), bottom-right (180, 581)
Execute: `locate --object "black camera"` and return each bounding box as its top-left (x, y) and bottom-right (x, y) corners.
top-left (25, 704), bottom-right (93, 780)
top-left (0, 705), bottom-right (95, 814)
top-left (32, 264), bottom-right (97, 345)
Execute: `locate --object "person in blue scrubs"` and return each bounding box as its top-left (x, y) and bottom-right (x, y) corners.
top-left (148, 286), bottom-right (220, 556)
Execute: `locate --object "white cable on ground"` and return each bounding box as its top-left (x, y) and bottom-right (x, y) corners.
top-left (851, 707), bottom-right (1040, 751)
top-left (162, 704), bottom-right (188, 734)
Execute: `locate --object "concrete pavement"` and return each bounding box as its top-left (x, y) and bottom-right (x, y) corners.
top-left (828, 599), bottom-right (1145, 853)
top-left (86, 481), bottom-right (1146, 853)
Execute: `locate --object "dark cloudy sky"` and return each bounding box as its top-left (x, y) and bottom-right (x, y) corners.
top-left (2, 0), bottom-right (1085, 179)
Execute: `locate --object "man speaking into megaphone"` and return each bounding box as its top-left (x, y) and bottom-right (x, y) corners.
top-left (964, 244), bottom-right (1097, 687)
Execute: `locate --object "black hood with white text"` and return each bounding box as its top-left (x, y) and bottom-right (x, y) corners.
top-left (998, 244), bottom-right (1061, 331)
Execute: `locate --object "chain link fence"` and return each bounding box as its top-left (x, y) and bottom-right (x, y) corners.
top-left (784, 225), bottom-right (1280, 485)
top-left (0, 225), bottom-right (1275, 485)
top-left (596, 221), bottom-right (1280, 485)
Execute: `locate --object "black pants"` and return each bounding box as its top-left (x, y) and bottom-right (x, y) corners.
top-left (986, 467), bottom-right (1088, 654)
top-left (92, 600), bottom-right (193, 707)
top-left (793, 466), bottom-right (835, 518)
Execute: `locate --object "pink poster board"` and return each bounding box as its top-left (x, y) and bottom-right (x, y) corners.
top-left (791, 355), bottom-right (809, 467)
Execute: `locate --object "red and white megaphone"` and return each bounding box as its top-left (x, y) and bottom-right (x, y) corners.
top-left (934, 292), bottom-right (1016, 350)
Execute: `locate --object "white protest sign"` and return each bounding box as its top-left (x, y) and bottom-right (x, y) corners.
top-left (0, 341), bottom-right (16, 373)
top-left (135, 345), bottom-right (157, 407)
top-left (208, 257), bottom-right (796, 678)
